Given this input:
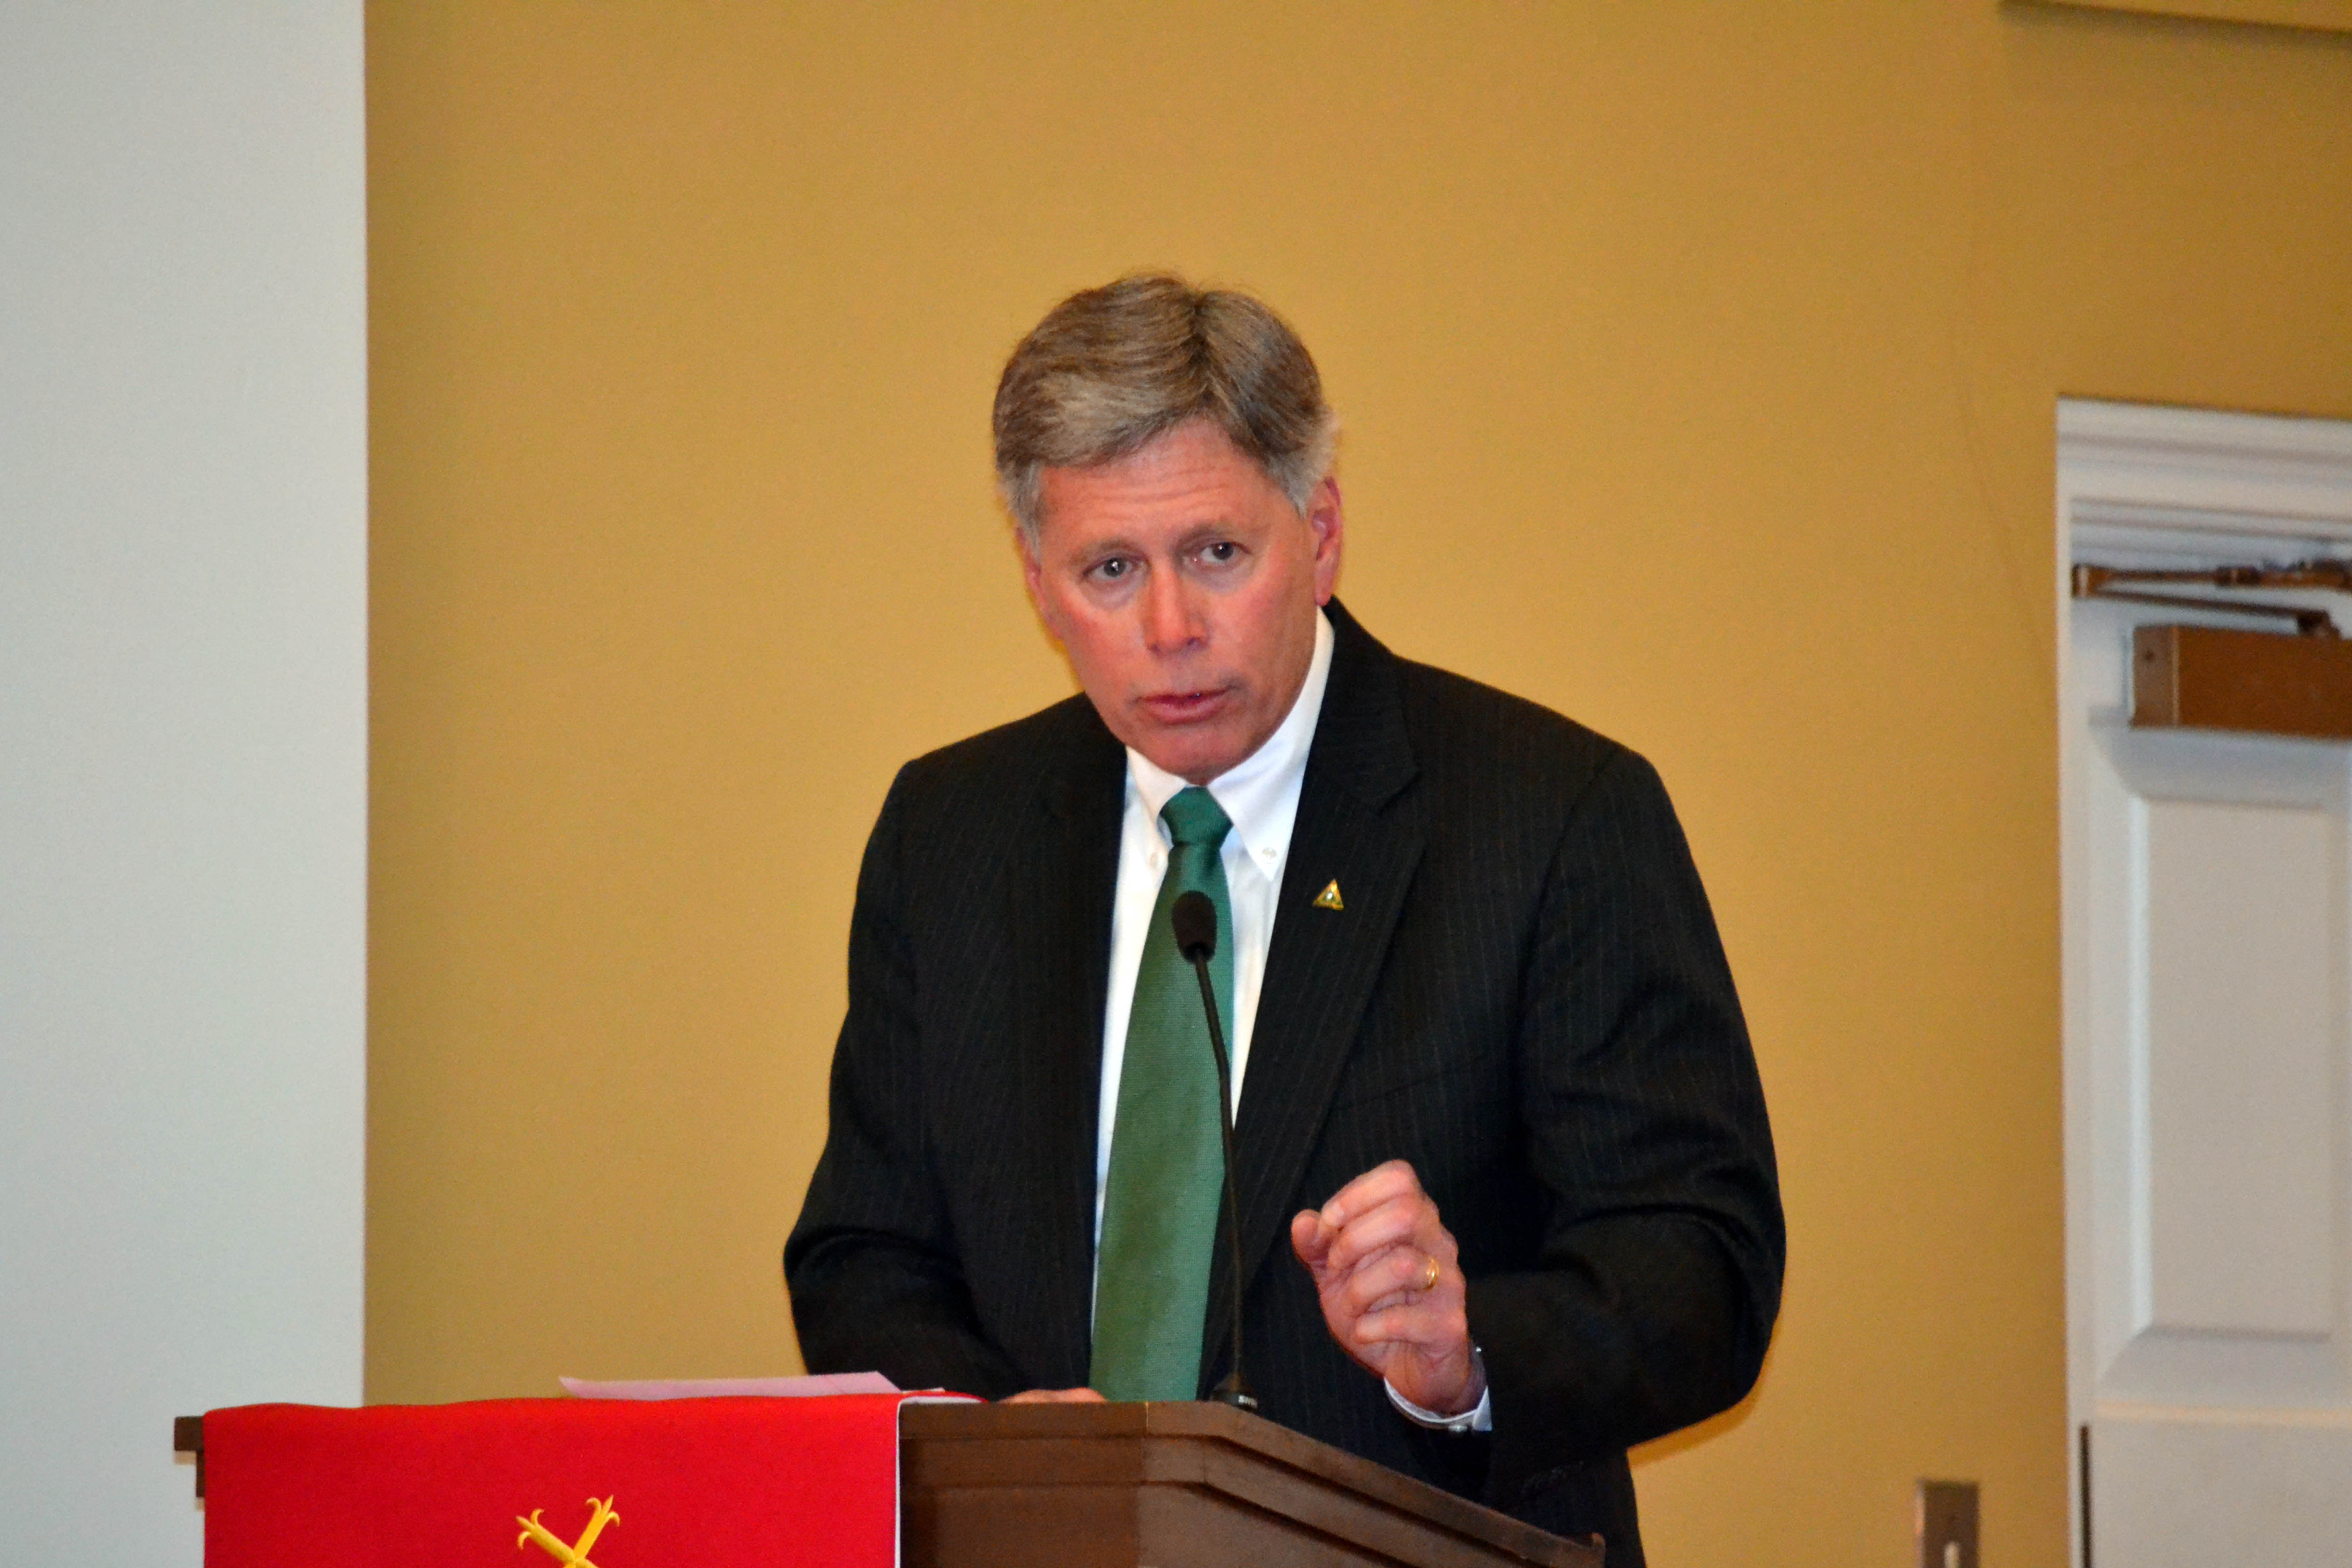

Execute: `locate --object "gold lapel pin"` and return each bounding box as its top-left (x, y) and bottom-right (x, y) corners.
top-left (1313, 880), bottom-right (1344, 911)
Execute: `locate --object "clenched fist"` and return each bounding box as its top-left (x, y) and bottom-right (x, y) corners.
top-left (1291, 1159), bottom-right (1483, 1417)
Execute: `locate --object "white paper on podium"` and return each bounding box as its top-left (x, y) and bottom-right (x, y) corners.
top-left (558, 1371), bottom-right (901, 1400)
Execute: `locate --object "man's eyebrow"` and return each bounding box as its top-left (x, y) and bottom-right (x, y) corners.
top-left (1171, 519), bottom-right (1246, 549)
top-left (1064, 520), bottom-right (1244, 559)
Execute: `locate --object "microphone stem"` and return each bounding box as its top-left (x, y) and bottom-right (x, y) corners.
top-left (1189, 953), bottom-right (1256, 1411)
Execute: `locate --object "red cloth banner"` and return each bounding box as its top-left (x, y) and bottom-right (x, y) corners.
top-left (204, 1393), bottom-right (928, 1567)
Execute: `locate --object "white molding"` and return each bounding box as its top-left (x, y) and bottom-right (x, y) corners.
top-left (2056, 398), bottom-right (2352, 1568)
top-left (0, 8), bottom-right (365, 1563)
top-left (2099, 1401), bottom-right (2352, 1432)
top-left (2060, 399), bottom-right (2352, 534)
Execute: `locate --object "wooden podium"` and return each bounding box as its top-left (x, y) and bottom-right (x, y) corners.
top-left (179, 1400), bottom-right (1600, 1567)
top-left (899, 1401), bottom-right (1597, 1566)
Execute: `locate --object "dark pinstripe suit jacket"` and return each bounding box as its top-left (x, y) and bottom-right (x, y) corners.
top-left (787, 601), bottom-right (1782, 1565)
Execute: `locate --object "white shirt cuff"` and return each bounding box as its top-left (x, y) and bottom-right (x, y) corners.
top-left (1385, 1375), bottom-right (1492, 1433)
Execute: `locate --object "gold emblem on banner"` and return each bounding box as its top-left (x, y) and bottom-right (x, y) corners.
top-left (1313, 879), bottom-right (1344, 911)
top-left (518, 1496), bottom-right (619, 1567)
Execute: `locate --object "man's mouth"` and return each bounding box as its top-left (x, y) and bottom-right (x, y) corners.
top-left (1140, 687), bottom-right (1233, 724)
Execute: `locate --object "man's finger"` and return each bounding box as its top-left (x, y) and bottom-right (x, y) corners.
top-left (1290, 1209), bottom-right (1336, 1275)
top-left (1317, 1159), bottom-right (1420, 1228)
top-left (1001, 1387), bottom-right (1108, 1404)
top-left (1317, 1159), bottom-right (1421, 1229)
top-left (1334, 1244), bottom-right (1447, 1320)
top-left (1351, 1301), bottom-right (1466, 1354)
top-left (1320, 1198), bottom-right (1432, 1277)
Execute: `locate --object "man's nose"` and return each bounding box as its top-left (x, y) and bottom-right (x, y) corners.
top-left (1141, 569), bottom-right (1204, 654)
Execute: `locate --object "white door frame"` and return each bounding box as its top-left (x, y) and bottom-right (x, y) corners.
top-left (2057, 398), bottom-right (2352, 1567)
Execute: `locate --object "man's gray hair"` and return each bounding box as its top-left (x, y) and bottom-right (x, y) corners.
top-left (992, 274), bottom-right (1338, 543)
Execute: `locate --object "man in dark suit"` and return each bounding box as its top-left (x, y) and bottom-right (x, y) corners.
top-left (786, 276), bottom-right (1781, 1564)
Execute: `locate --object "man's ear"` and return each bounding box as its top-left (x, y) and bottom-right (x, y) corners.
top-left (1017, 526), bottom-right (1054, 627)
top-left (1016, 531), bottom-right (1044, 611)
top-left (1306, 477), bottom-right (1345, 605)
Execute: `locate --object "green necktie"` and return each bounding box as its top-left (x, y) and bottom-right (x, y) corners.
top-left (1090, 786), bottom-right (1236, 1402)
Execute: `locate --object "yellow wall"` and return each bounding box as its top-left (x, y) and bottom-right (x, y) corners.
top-left (364, 6), bottom-right (2352, 1563)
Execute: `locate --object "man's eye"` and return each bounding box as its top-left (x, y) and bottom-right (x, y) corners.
top-left (1201, 542), bottom-right (1239, 565)
top-left (1093, 558), bottom-right (1131, 581)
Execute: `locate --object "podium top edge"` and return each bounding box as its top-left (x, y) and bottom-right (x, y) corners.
top-left (897, 1401), bottom-right (1597, 1567)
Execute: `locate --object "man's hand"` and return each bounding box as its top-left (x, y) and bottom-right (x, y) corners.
top-left (1291, 1159), bottom-right (1484, 1417)
top-left (1000, 1387), bottom-right (1108, 1404)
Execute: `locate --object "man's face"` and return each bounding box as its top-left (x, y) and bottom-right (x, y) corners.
top-left (1022, 420), bottom-right (1343, 785)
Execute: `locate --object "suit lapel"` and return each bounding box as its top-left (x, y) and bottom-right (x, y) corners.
top-left (1006, 706), bottom-right (1126, 1388)
top-left (1211, 603), bottom-right (1424, 1347)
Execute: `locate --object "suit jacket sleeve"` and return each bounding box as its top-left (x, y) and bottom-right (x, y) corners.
top-left (783, 766), bottom-right (1028, 1398)
top-left (1467, 747), bottom-right (1783, 1507)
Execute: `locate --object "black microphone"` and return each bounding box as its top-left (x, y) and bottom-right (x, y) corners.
top-left (1170, 889), bottom-right (1256, 1412)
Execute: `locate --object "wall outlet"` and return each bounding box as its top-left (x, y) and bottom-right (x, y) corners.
top-left (1918, 1480), bottom-right (1979, 1568)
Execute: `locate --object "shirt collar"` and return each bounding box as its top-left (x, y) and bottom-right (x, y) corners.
top-left (1126, 607), bottom-right (1334, 865)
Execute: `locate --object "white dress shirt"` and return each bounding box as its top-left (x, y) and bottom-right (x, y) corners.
top-left (1088, 608), bottom-right (1490, 1431)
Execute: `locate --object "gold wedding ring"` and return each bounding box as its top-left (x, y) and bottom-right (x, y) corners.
top-left (1418, 1255), bottom-right (1442, 1292)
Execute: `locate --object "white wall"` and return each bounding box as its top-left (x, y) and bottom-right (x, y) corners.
top-left (0, 5), bottom-right (368, 1563)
